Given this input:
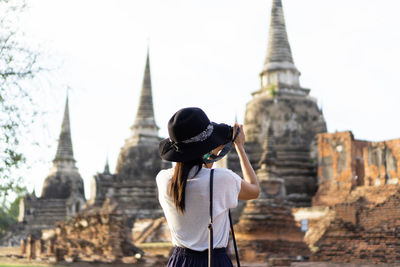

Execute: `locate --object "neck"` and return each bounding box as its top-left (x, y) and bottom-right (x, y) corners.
top-left (203, 162), bottom-right (214, 169)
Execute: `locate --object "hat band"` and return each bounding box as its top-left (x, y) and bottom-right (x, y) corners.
top-left (177, 124), bottom-right (214, 144)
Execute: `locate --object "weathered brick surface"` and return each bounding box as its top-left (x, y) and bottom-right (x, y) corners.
top-left (244, 96), bottom-right (326, 206)
top-left (235, 198), bottom-right (310, 263)
top-left (314, 131), bottom-right (400, 207)
top-left (292, 207), bottom-right (335, 249)
top-left (364, 139), bottom-right (400, 187)
top-left (312, 189), bottom-right (400, 264)
top-left (19, 200), bottom-right (142, 263)
top-left (297, 131), bottom-right (400, 264)
top-left (312, 218), bottom-right (400, 264)
top-left (313, 132), bottom-right (364, 206)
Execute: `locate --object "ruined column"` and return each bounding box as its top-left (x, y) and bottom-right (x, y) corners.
top-left (20, 239), bottom-right (26, 255)
top-left (26, 235), bottom-right (35, 260)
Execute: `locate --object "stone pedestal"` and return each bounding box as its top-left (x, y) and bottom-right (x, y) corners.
top-left (257, 174), bottom-right (287, 199)
top-left (235, 197), bottom-right (310, 263)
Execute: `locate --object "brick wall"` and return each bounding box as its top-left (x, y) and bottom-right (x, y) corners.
top-left (313, 131), bottom-right (400, 206)
top-left (312, 188), bottom-right (400, 264)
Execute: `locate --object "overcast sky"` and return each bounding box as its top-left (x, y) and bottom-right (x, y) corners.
top-left (16, 0), bottom-right (400, 199)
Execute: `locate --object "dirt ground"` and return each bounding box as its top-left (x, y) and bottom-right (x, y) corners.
top-left (0, 246), bottom-right (268, 267)
top-left (292, 264), bottom-right (400, 267)
top-left (2, 247), bottom-right (399, 267)
top-left (0, 247), bottom-right (167, 267)
top-left (0, 256), bottom-right (165, 267)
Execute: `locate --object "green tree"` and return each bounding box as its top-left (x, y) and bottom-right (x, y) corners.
top-left (0, 0), bottom-right (43, 202)
top-left (0, 190), bottom-right (26, 235)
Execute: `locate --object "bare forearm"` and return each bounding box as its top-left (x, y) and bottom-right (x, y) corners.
top-left (237, 145), bottom-right (259, 187)
top-left (233, 124), bottom-right (260, 199)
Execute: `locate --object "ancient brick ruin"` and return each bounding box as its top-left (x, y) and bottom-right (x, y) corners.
top-left (229, 1), bottom-right (400, 265)
top-left (131, 217), bottom-right (172, 258)
top-left (52, 200), bottom-right (141, 263)
top-left (311, 188), bottom-right (400, 264)
top-left (19, 199), bottom-right (142, 263)
top-left (313, 131), bottom-right (400, 206)
top-left (0, 97), bottom-right (86, 247)
top-left (229, 0), bottom-right (325, 262)
top-left (1, 49), bottom-right (170, 264)
top-left (88, 51), bottom-right (171, 225)
top-left (238, 0), bottom-right (326, 207)
top-left (304, 131), bottom-right (400, 264)
top-left (235, 198), bottom-right (310, 262)
top-left (68, 50), bottom-right (171, 262)
top-left (2, 0), bottom-right (400, 266)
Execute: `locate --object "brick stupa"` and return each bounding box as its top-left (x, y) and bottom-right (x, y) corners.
top-left (1, 96), bottom-right (86, 246)
top-left (232, 0), bottom-right (326, 261)
top-left (88, 49), bottom-right (171, 225)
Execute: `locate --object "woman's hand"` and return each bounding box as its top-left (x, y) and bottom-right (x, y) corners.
top-left (233, 123), bottom-right (245, 150)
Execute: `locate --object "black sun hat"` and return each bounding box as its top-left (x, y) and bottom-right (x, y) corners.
top-left (159, 107), bottom-right (232, 162)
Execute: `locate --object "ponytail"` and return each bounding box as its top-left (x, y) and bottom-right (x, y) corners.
top-left (169, 159), bottom-right (203, 214)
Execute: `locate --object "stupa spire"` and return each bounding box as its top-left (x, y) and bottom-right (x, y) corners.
top-left (43, 93), bottom-right (84, 200)
top-left (129, 48), bottom-right (159, 145)
top-left (135, 49), bottom-right (155, 122)
top-left (258, 0), bottom-right (305, 97)
top-left (103, 157), bottom-right (110, 175)
top-left (264, 0), bottom-right (294, 66)
top-left (54, 95), bottom-right (75, 163)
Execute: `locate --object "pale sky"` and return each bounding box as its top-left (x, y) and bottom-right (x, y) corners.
top-left (15, 0), bottom-right (400, 199)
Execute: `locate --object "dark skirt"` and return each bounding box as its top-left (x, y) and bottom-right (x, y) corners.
top-left (167, 247), bottom-right (233, 267)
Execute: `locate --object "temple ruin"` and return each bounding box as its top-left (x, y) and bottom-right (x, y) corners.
top-left (20, 199), bottom-right (142, 263)
top-left (229, 0), bottom-right (325, 262)
top-left (2, 0), bottom-right (400, 265)
top-left (239, 0), bottom-right (327, 206)
top-left (1, 49), bottom-right (171, 264)
top-left (88, 49), bottom-right (171, 224)
top-left (304, 131), bottom-right (400, 264)
top-left (0, 97), bottom-right (86, 247)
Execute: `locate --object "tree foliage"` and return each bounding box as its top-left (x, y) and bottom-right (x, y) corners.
top-left (0, 189), bottom-right (26, 235)
top-left (0, 0), bottom-right (42, 202)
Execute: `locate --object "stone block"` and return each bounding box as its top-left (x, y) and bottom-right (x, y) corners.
top-left (260, 178), bottom-right (286, 199)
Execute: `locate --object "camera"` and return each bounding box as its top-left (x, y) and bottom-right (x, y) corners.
top-left (221, 124), bottom-right (234, 144)
top-left (227, 125), bottom-right (234, 143)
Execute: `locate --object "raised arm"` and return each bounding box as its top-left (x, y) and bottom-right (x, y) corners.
top-left (233, 124), bottom-right (260, 200)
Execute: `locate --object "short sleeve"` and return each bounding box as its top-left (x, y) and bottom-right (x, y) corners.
top-left (213, 168), bottom-right (242, 211)
top-left (156, 168), bottom-right (174, 206)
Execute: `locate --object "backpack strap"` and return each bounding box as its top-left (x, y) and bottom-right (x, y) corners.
top-left (229, 209), bottom-right (241, 267)
top-left (209, 169), bottom-right (241, 267)
top-left (208, 169), bottom-right (214, 267)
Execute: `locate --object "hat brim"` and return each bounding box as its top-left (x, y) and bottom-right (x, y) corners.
top-left (159, 122), bottom-right (230, 162)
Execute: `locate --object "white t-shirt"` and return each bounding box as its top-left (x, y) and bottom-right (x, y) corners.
top-left (156, 167), bottom-right (242, 251)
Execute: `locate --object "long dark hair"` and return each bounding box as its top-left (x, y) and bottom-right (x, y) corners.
top-left (169, 159), bottom-right (203, 214)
